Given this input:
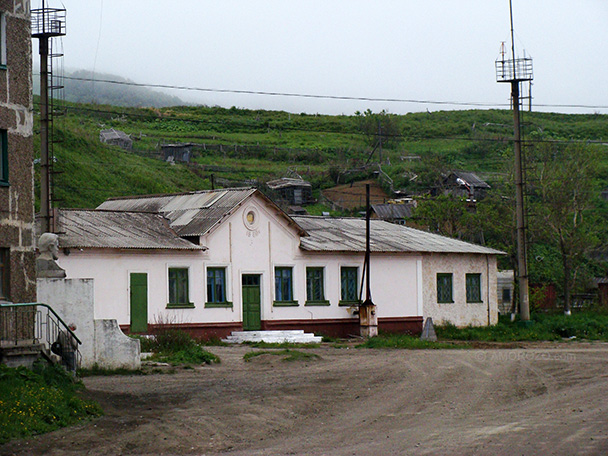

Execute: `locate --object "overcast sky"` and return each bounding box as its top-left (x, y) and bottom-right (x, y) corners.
top-left (34, 0), bottom-right (608, 115)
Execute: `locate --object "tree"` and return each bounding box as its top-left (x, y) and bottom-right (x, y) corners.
top-left (528, 142), bottom-right (600, 314)
top-left (355, 109), bottom-right (401, 150)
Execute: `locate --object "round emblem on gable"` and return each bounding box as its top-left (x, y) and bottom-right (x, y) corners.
top-left (243, 206), bottom-right (260, 231)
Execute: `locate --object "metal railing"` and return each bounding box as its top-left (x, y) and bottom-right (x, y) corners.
top-left (495, 57), bottom-right (533, 82)
top-left (0, 303), bottom-right (81, 371)
top-left (31, 8), bottom-right (66, 37)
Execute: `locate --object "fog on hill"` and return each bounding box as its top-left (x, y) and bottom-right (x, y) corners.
top-left (33, 69), bottom-right (185, 108)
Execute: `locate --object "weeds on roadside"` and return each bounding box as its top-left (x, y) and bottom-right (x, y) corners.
top-left (357, 334), bottom-right (467, 349)
top-left (140, 328), bottom-right (220, 366)
top-left (243, 349), bottom-right (321, 362)
top-left (0, 362), bottom-right (102, 444)
top-left (436, 312), bottom-right (608, 342)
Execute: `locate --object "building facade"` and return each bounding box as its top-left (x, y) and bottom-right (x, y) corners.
top-left (0, 0), bottom-right (35, 304)
top-left (52, 189), bottom-right (501, 339)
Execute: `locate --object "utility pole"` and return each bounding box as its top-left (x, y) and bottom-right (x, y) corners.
top-left (359, 184), bottom-right (377, 337)
top-left (495, 0), bottom-right (533, 321)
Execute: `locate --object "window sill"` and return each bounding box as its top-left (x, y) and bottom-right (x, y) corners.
top-left (166, 303), bottom-right (195, 309)
top-left (0, 181), bottom-right (9, 187)
top-left (467, 301), bottom-right (484, 304)
top-left (305, 300), bottom-right (330, 307)
top-left (339, 300), bottom-right (360, 307)
top-left (437, 301), bottom-right (454, 304)
top-left (205, 301), bottom-right (233, 308)
top-left (0, 65), bottom-right (6, 71)
top-left (273, 300), bottom-right (299, 307)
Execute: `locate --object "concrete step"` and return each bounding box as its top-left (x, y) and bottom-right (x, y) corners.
top-left (0, 342), bottom-right (45, 368)
top-left (223, 330), bottom-right (322, 344)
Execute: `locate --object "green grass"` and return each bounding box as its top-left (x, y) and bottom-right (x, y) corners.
top-left (436, 312), bottom-right (608, 342)
top-left (357, 334), bottom-right (467, 349)
top-left (0, 362), bottom-right (103, 443)
top-left (243, 349), bottom-right (321, 362)
top-left (78, 364), bottom-right (146, 377)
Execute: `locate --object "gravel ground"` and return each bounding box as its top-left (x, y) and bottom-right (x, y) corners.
top-left (2, 343), bottom-right (608, 456)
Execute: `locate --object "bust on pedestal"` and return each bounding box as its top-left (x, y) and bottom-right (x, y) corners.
top-left (36, 233), bottom-right (66, 279)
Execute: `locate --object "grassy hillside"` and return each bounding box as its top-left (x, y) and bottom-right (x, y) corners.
top-left (36, 101), bottom-right (608, 211)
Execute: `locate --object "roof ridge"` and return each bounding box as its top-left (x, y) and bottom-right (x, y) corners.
top-left (104, 187), bottom-right (256, 202)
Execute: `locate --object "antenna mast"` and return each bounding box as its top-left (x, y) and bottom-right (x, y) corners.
top-left (495, 0), bottom-right (533, 322)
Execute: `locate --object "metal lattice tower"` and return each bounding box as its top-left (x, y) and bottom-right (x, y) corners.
top-left (31, 1), bottom-right (66, 234)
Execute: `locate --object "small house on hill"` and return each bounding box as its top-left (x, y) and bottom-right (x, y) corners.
top-left (266, 177), bottom-right (313, 206)
top-left (99, 129), bottom-right (132, 151)
top-left (371, 201), bottom-right (415, 225)
top-left (52, 188), bottom-right (501, 339)
top-left (442, 171), bottom-right (490, 200)
top-left (322, 180), bottom-right (389, 211)
top-left (161, 143), bottom-right (195, 163)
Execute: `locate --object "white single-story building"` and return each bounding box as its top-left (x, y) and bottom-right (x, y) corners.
top-left (53, 188), bottom-right (501, 339)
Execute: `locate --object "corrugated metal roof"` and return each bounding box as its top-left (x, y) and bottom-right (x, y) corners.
top-left (293, 216), bottom-right (504, 255)
top-left (56, 209), bottom-right (204, 250)
top-left (96, 188), bottom-right (305, 237)
top-left (452, 171), bottom-right (491, 189)
top-left (100, 129), bottom-right (131, 141)
top-left (371, 203), bottom-right (413, 220)
top-left (266, 178), bottom-right (311, 190)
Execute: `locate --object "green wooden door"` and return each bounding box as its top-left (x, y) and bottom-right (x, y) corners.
top-left (130, 273), bottom-right (148, 333)
top-left (242, 274), bottom-right (261, 331)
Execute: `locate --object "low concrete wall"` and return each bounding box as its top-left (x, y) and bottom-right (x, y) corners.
top-left (94, 320), bottom-right (140, 369)
top-left (37, 278), bottom-right (140, 369)
top-left (37, 278), bottom-right (96, 365)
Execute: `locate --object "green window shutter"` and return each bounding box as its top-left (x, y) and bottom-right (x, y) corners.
top-left (437, 273), bottom-right (453, 303)
top-left (466, 273), bottom-right (482, 303)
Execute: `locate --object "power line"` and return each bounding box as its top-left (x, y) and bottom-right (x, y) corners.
top-left (48, 74), bottom-right (608, 110)
top-left (34, 102), bottom-right (608, 146)
top-left (57, 75), bottom-right (506, 108)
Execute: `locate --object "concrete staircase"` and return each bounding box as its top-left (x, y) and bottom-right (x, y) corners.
top-left (0, 341), bottom-right (46, 368)
top-left (223, 330), bottom-right (322, 344)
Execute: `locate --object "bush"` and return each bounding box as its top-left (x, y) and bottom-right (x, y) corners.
top-left (435, 312), bottom-right (608, 342)
top-left (142, 328), bottom-right (220, 366)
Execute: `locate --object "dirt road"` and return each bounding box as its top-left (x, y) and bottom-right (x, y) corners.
top-left (2, 344), bottom-right (608, 455)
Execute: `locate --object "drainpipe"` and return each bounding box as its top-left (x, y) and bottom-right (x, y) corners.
top-left (486, 255), bottom-right (491, 325)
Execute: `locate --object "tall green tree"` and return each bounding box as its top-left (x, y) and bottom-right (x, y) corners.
top-left (528, 142), bottom-right (600, 314)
